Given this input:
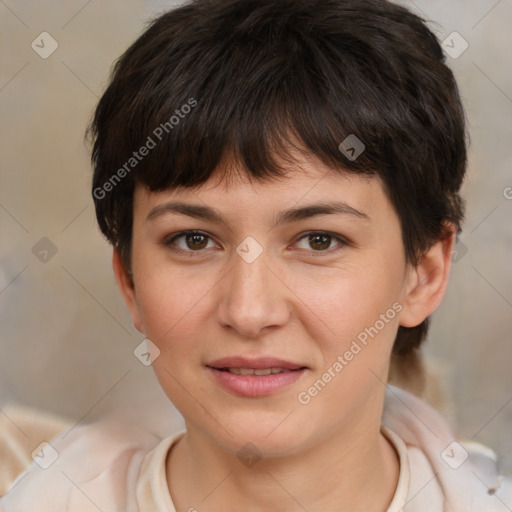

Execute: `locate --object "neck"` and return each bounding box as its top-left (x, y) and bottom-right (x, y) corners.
top-left (167, 412), bottom-right (399, 512)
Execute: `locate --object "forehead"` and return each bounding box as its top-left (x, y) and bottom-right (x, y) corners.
top-left (133, 153), bottom-right (394, 227)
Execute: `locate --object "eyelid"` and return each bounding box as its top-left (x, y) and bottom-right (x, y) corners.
top-left (162, 229), bottom-right (220, 254)
top-left (291, 230), bottom-right (349, 255)
top-left (162, 229), bottom-right (350, 256)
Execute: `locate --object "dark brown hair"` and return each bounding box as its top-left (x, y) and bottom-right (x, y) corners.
top-left (88, 0), bottom-right (467, 356)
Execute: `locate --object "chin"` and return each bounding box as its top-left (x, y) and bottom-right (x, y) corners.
top-left (208, 412), bottom-right (314, 459)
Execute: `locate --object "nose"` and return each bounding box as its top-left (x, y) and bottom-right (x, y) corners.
top-left (216, 248), bottom-right (291, 338)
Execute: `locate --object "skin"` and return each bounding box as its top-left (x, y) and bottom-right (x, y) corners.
top-left (114, 152), bottom-right (455, 511)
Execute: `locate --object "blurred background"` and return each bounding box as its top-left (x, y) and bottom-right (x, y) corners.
top-left (1, 0), bottom-right (511, 472)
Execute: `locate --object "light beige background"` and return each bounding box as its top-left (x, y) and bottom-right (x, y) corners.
top-left (1, 0), bottom-right (511, 472)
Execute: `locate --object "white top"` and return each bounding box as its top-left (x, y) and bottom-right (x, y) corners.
top-left (1, 385), bottom-right (511, 511)
top-left (135, 425), bottom-right (412, 512)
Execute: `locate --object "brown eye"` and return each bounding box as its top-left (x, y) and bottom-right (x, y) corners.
top-left (308, 233), bottom-right (332, 250)
top-left (294, 231), bottom-right (347, 254)
top-left (185, 233), bottom-right (209, 250)
top-left (164, 230), bottom-right (217, 253)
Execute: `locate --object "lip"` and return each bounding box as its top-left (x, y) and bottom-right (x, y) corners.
top-left (206, 357), bottom-right (308, 397)
top-left (207, 356), bottom-right (305, 370)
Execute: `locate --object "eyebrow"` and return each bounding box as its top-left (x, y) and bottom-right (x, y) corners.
top-left (146, 200), bottom-right (370, 227)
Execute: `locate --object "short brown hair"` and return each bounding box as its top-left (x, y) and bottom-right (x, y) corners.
top-left (88, 0), bottom-right (467, 356)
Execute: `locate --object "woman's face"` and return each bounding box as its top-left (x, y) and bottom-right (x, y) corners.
top-left (119, 154), bottom-right (419, 458)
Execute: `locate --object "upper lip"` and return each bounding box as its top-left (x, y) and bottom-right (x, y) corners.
top-left (206, 356), bottom-right (306, 370)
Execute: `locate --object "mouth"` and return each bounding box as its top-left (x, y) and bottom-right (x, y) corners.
top-left (214, 367), bottom-right (300, 375)
top-left (206, 357), bottom-right (308, 397)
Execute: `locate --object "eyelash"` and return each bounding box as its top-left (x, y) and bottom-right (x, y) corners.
top-left (161, 230), bottom-right (349, 257)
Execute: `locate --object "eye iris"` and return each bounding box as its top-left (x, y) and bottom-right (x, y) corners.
top-left (186, 233), bottom-right (208, 250)
top-left (179, 233), bottom-right (335, 251)
top-left (309, 234), bottom-right (330, 250)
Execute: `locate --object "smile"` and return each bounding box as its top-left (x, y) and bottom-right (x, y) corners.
top-left (206, 356), bottom-right (308, 397)
top-left (218, 367), bottom-right (294, 375)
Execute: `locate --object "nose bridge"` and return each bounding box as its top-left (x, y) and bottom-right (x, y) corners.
top-left (217, 243), bottom-right (288, 337)
top-left (233, 248), bottom-right (272, 301)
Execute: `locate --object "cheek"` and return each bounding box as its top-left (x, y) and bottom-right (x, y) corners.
top-left (298, 264), bottom-right (403, 346)
top-left (295, 271), bottom-right (402, 409)
top-left (132, 268), bottom-right (225, 422)
top-left (134, 265), bottom-right (216, 355)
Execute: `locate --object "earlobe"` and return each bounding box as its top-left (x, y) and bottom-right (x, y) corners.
top-left (112, 250), bottom-right (145, 333)
top-left (399, 227), bottom-right (456, 328)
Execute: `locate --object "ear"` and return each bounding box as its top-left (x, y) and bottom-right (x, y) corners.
top-left (399, 225), bottom-right (456, 328)
top-left (112, 249), bottom-right (144, 333)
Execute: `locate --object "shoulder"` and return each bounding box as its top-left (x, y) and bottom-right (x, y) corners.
top-left (459, 441), bottom-right (512, 510)
top-left (0, 403), bottom-right (72, 497)
top-left (0, 414), bottom-right (161, 512)
top-left (383, 384), bottom-right (512, 511)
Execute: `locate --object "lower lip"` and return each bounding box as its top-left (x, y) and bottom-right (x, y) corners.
top-left (207, 367), bottom-right (306, 397)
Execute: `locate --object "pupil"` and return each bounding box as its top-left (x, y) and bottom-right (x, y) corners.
top-left (310, 234), bottom-right (330, 250)
top-left (187, 234), bottom-right (207, 250)
top-left (183, 234), bottom-right (331, 251)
